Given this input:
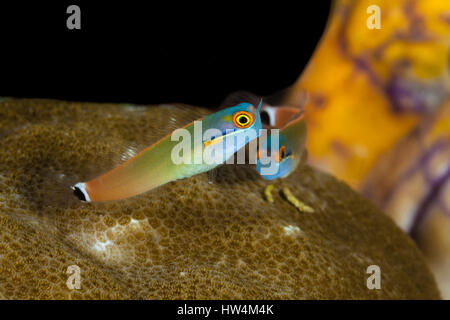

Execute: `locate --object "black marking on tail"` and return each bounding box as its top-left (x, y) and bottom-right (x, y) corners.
top-left (73, 186), bottom-right (87, 202)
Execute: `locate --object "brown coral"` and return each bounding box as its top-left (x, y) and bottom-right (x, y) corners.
top-left (0, 98), bottom-right (440, 299)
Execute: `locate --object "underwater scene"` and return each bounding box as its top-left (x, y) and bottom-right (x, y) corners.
top-left (0, 0), bottom-right (449, 304)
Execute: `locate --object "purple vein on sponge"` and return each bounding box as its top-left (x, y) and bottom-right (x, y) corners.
top-left (410, 162), bottom-right (450, 239)
top-left (371, 139), bottom-right (448, 207)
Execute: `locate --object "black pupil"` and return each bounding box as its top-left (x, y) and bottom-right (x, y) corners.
top-left (239, 116), bottom-right (248, 124)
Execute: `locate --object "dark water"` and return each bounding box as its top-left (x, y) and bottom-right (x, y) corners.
top-left (0, 2), bottom-right (331, 108)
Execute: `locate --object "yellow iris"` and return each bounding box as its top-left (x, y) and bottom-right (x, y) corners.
top-left (232, 111), bottom-right (253, 128)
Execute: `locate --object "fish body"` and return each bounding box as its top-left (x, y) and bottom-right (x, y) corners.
top-left (73, 102), bottom-right (262, 202)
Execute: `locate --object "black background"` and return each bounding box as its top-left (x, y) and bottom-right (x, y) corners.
top-left (0, 1), bottom-right (330, 108)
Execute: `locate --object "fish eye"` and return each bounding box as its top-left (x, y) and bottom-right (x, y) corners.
top-left (232, 111), bottom-right (254, 129)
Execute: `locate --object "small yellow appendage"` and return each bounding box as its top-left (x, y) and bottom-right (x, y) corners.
top-left (264, 184), bottom-right (274, 203)
top-left (282, 187), bottom-right (314, 213)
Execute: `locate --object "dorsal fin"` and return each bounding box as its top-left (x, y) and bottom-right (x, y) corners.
top-left (220, 91), bottom-right (261, 109)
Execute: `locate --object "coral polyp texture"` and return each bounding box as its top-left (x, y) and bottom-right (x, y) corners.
top-left (0, 99), bottom-right (440, 299)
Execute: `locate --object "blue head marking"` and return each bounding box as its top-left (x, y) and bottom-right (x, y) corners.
top-left (256, 133), bottom-right (294, 180)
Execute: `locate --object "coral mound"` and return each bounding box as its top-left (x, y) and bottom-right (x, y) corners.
top-left (0, 99), bottom-right (440, 299)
